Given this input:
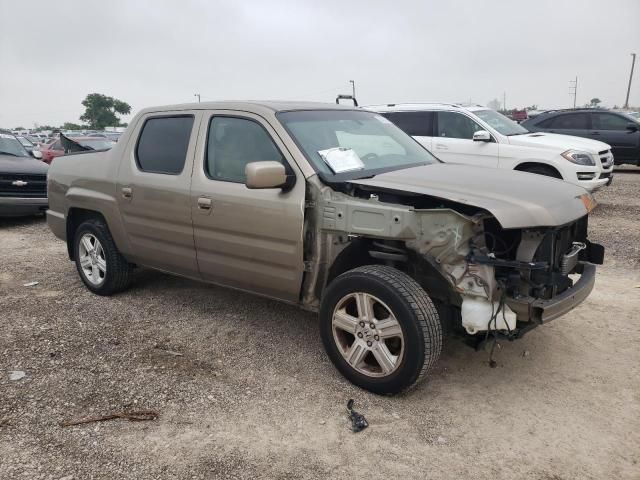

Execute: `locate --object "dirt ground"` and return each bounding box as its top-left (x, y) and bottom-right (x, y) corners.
top-left (1, 170), bottom-right (639, 480)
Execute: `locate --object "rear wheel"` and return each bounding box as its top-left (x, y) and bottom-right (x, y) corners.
top-left (319, 265), bottom-right (442, 394)
top-left (73, 219), bottom-right (132, 295)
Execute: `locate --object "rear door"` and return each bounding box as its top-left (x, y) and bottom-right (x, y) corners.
top-left (382, 111), bottom-right (435, 151)
top-left (116, 111), bottom-right (202, 277)
top-left (590, 112), bottom-right (640, 162)
top-left (541, 112), bottom-right (591, 138)
top-left (190, 111), bottom-right (305, 302)
top-left (433, 111), bottom-right (499, 167)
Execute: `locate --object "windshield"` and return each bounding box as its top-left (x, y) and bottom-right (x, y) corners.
top-left (0, 133), bottom-right (30, 157)
top-left (17, 136), bottom-right (34, 147)
top-left (623, 112), bottom-right (640, 122)
top-left (474, 109), bottom-right (529, 136)
top-left (277, 110), bottom-right (438, 179)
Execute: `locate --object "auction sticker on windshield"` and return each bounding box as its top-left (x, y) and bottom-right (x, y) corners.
top-left (318, 147), bottom-right (365, 173)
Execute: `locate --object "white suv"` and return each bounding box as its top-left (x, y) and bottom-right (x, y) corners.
top-left (366, 103), bottom-right (614, 191)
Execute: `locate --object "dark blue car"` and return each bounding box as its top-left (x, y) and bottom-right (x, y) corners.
top-left (522, 109), bottom-right (640, 166)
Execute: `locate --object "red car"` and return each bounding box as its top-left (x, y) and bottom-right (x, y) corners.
top-left (39, 136), bottom-right (115, 164)
top-left (39, 138), bottom-right (64, 163)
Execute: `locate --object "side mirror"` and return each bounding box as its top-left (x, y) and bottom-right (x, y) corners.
top-left (245, 161), bottom-right (287, 189)
top-left (31, 150), bottom-right (43, 159)
top-left (626, 124), bottom-right (639, 132)
top-left (472, 130), bottom-right (492, 142)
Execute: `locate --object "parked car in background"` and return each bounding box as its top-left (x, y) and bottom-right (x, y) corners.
top-left (39, 136), bottom-right (116, 164)
top-left (367, 103), bottom-right (614, 191)
top-left (16, 135), bottom-right (36, 153)
top-left (0, 130), bottom-right (48, 216)
top-left (39, 138), bottom-right (65, 163)
top-left (522, 108), bottom-right (640, 166)
top-left (46, 101), bottom-right (605, 394)
top-left (509, 109), bottom-right (528, 123)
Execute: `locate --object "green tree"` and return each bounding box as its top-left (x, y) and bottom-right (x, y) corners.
top-left (589, 98), bottom-right (602, 107)
top-left (80, 93), bottom-right (131, 129)
top-left (62, 122), bottom-right (84, 131)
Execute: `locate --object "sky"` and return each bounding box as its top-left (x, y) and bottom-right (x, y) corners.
top-left (1, 0), bottom-right (639, 128)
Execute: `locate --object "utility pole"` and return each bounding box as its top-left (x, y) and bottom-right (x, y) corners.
top-left (503, 92), bottom-right (506, 112)
top-left (349, 80), bottom-right (356, 100)
top-left (569, 76), bottom-right (578, 108)
top-left (194, 93), bottom-right (201, 103)
top-left (624, 53), bottom-right (636, 109)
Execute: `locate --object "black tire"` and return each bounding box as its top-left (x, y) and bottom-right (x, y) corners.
top-left (73, 218), bottom-right (132, 295)
top-left (519, 164), bottom-right (562, 179)
top-left (319, 265), bottom-right (442, 395)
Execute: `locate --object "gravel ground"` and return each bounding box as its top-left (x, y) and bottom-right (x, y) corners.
top-left (1, 170), bottom-right (639, 479)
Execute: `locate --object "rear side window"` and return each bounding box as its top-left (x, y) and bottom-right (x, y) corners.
top-left (136, 116), bottom-right (194, 174)
top-left (543, 113), bottom-right (589, 129)
top-left (206, 116), bottom-right (284, 183)
top-left (592, 113), bottom-right (633, 130)
top-left (382, 112), bottom-right (434, 136)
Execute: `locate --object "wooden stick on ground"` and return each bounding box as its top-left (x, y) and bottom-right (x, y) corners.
top-left (60, 410), bottom-right (159, 427)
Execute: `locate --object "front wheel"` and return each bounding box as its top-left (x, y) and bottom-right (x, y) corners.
top-left (319, 265), bottom-right (442, 394)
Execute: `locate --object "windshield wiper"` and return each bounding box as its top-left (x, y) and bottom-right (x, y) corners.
top-left (507, 132), bottom-right (528, 136)
top-left (0, 151), bottom-right (24, 157)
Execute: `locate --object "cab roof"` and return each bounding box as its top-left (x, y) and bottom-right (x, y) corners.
top-left (138, 100), bottom-right (357, 116)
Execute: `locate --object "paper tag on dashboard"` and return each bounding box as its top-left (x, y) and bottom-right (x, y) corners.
top-left (318, 147), bottom-right (365, 173)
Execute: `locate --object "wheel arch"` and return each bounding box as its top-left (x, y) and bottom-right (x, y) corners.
top-left (325, 239), bottom-right (459, 305)
top-left (65, 208), bottom-right (108, 260)
top-left (514, 161), bottom-right (563, 179)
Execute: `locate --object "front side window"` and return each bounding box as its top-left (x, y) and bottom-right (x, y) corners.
top-left (436, 112), bottom-right (483, 139)
top-left (592, 113), bottom-right (633, 130)
top-left (136, 116), bottom-right (194, 174)
top-left (548, 113), bottom-right (589, 130)
top-left (277, 110), bottom-right (437, 179)
top-left (206, 117), bottom-right (284, 183)
top-left (382, 111), bottom-right (434, 136)
top-left (473, 109), bottom-right (528, 136)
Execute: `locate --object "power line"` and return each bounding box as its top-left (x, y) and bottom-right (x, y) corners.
top-left (624, 53), bottom-right (636, 109)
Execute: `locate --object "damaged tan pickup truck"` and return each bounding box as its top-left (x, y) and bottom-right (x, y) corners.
top-left (47, 102), bottom-right (604, 394)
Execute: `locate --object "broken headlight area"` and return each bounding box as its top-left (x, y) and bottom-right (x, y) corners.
top-left (467, 215), bottom-right (604, 333)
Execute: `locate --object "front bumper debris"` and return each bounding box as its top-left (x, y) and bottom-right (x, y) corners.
top-left (506, 262), bottom-right (596, 324)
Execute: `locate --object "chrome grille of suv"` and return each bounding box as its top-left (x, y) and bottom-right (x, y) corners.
top-left (0, 173), bottom-right (47, 198)
top-left (598, 150), bottom-right (614, 168)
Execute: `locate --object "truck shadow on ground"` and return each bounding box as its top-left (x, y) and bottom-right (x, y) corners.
top-left (125, 267), bottom-right (552, 397)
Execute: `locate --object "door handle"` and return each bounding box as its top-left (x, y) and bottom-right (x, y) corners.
top-left (435, 144), bottom-right (448, 150)
top-left (197, 197), bottom-right (212, 210)
top-left (121, 187), bottom-right (132, 199)
top-left (590, 131), bottom-right (600, 135)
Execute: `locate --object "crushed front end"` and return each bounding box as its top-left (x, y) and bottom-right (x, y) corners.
top-left (464, 214), bottom-right (605, 337)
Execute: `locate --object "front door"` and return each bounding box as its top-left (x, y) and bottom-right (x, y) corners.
top-left (190, 112), bottom-right (305, 302)
top-left (433, 111), bottom-right (500, 167)
top-left (590, 112), bottom-right (640, 162)
top-left (116, 112), bottom-right (201, 277)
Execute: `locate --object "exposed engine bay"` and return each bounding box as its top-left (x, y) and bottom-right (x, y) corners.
top-left (301, 177), bottom-right (604, 338)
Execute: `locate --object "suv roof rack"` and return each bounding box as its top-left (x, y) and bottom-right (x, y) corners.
top-left (365, 102), bottom-right (463, 109)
